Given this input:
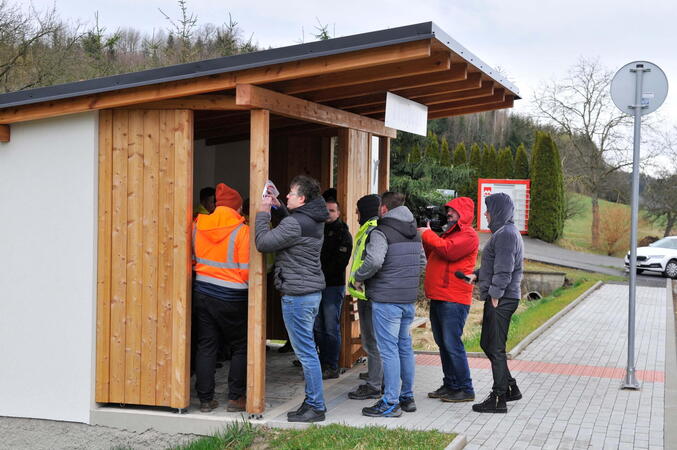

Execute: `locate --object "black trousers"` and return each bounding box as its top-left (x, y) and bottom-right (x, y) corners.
top-left (193, 291), bottom-right (248, 402)
top-left (480, 297), bottom-right (519, 396)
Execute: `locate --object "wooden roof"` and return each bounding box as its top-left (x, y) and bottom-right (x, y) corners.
top-left (0, 22), bottom-right (519, 141)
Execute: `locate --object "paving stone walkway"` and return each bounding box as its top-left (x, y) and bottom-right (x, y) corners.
top-left (265, 283), bottom-right (667, 450)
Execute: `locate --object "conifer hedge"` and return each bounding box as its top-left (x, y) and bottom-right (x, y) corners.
top-left (529, 132), bottom-right (564, 242)
top-left (514, 144), bottom-right (530, 179)
top-left (496, 146), bottom-right (515, 179)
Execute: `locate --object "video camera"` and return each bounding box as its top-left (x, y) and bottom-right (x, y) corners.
top-left (416, 205), bottom-right (447, 233)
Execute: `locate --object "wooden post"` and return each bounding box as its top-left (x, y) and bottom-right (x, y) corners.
top-left (378, 137), bottom-right (390, 194)
top-left (247, 110), bottom-right (269, 414)
top-left (337, 128), bottom-right (371, 368)
top-left (0, 124), bottom-right (9, 142)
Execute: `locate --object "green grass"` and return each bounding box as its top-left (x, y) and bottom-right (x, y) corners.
top-left (173, 423), bottom-right (455, 450)
top-left (269, 424), bottom-right (455, 450)
top-left (560, 192), bottom-right (663, 256)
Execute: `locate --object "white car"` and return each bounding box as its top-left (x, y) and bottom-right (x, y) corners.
top-left (625, 236), bottom-right (677, 278)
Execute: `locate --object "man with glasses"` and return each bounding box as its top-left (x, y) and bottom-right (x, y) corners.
top-left (255, 175), bottom-right (328, 423)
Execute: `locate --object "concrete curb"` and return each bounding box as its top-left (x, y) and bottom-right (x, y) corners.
top-left (416, 281), bottom-right (604, 360)
top-left (444, 433), bottom-right (467, 449)
top-left (664, 278), bottom-right (676, 450)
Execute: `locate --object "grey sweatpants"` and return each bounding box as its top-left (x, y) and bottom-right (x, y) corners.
top-left (358, 299), bottom-right (383, 389)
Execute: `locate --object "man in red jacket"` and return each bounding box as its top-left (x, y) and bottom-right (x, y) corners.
top-left (418, 197), bottom-right (479, 403)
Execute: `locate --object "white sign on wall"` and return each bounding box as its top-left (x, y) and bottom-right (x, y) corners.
top-left (384, 92), bottom-right (428, 136)
top-left (477, 179), bottom-right (530, 233)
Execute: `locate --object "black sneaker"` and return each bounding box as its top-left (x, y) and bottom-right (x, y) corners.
top-left (399, 397), bottom-right (417, 413)
top-left (472, 392), bottom-right (507, 413)
top-left (440, 390), bottom-right (475, 403)
top-left (292, 359), bottom-right (302, 367)
top-left (362, 399), bottom-right (402, 417)
top-left (348, 384), bottom-right (382, 400)
top-left (278, 341), bottom-right (294, 353)
top-left (199, 399), bottom-right (219, 413)
top-left (428, 385), bottom-right (457, 399)
top-left (507, 384), bottom-right (522, 402)
top-left (359, 371), bottom-right (369, 380)
top-left (288, 405), bottom-right (326, 423)
top-left (322, 367), bottom-right (340, 379)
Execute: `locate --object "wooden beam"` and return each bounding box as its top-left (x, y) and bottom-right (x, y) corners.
top-left (268, 51), bottom-right (451, 95)
top-left (378, 137), bottom-right (390, 194)
top-left (120, 95), bottom-right (247, 110)
top-left (236, 84), bottom-right (396, 138)
top-left (0, 40), bottom-right (431, 124)
top-left (393, 72), bottom-right (482, 99)
top-left (412, 81), bottom-right (494, 105)
top-left (427, 89), bottom-right (505, 113)
top-left (427, 96), bottom-right (515, 119)
top-left (303, 63), bottom-right (468, 103)
top-left (0, 124), bottom-right (9, 142)
top-left (247, 109), bottom-right (269, 414)
top-left (320, 137), bottom-right (334, 189)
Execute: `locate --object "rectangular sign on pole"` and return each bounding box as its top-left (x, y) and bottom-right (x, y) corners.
top-left (384, 92), bottom-right (428, 136)
top-left (477, 178), bottom-right (530, 233)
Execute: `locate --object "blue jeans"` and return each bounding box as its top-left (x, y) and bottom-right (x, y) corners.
top-left (371, 302), bottom-right (415, 405)
top-left (430, 300), bottom-right (474, 394)
top-left (281, 292), bottom-right (325, 410)
top-left (314, 285), bottom-right (345, 370)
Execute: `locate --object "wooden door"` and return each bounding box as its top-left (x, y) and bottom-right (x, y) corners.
top-left (96, 109), bottom-right (194, 408)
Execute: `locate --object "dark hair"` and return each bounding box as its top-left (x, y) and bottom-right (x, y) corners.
top-left (381, 191), bottom-right (405, 210)
top-left (290, 175), bottom-right (321, 203)
top-left (199, 187), bottom-right (215, 202)
top-left (325, 197), bottom-right (340, 208)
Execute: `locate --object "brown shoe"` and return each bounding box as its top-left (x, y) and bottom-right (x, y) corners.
top-left (200, 399), bottom-right (219, 412)
top-left (227, 396), bottom-right (246, 412)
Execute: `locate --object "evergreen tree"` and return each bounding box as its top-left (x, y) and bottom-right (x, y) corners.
top-left (408, 143), bottom-right (422, 163)
top-left (425, 131), bottom-right (440, 162)
top-left (480, 144), bottom-right (498, 178)
top-left (439, 137), bottom-right (452, 166)
top-left (469, 143), bottom-right (482, 170)
top-left (453, 142), bottom-right (467, 166)
top-left (514, 143), bottom-right (530, 179)
top-left (496, 146), bottom-right (515, 179)
top-left (529, 132), bottom-right (565, 243)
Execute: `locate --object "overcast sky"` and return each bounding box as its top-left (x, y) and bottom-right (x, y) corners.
top-left (27, 0), bottom-right (677, 133)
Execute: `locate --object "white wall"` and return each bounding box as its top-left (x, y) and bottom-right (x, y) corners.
top-left (0, 112), bottom-right (98, 423)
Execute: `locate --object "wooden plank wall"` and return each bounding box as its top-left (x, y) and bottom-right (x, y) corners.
top-left (96, 109), bottom-right (194, 408)
top-left (337, 128), bottom-right (372, 368)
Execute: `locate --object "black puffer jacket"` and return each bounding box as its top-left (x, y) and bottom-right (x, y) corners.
top-left (255, 197), bottom-right (329, 295)
top-left (321, 219), bottom-right (352, 286)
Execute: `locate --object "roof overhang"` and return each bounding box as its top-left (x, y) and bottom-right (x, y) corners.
top-left (0, 22), bottom-right (519, 134)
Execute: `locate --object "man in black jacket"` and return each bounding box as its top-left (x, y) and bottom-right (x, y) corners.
top-left (315, 194), bottom-right (352, 379)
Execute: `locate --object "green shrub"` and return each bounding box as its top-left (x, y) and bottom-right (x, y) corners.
top-left (514, 143), bottom-right (529, 179)
top-left (529, 132), bottom-right (564, 242)
top-left (496, 146), bottom-right (515, 178)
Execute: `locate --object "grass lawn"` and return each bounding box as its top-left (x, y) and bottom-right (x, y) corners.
top-left (559, 192), bottom-right (664, 256)
top-left (174, 422), bottom-right (456, 450)
top-left (412, 260), bottom-right (624, 353)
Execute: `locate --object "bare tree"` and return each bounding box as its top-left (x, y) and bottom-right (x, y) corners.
top-left (533, 57), bottom-right (634, 248)
top-left (643, 126), bottom-right (677, 237)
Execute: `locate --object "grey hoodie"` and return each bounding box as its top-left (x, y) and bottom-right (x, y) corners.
top-left (354, 206), bottom-right (426, 303)
top-left (477, 193), bottom-right (524, 300)
top-left (255, 196), bottom-right (329, 296)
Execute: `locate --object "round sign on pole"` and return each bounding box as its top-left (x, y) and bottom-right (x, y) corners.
top-left (611, 61), bottom-right (668, 115)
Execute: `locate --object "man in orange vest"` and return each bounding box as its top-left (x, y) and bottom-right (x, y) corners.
top-left (193, 183), bottom-right (249, 413)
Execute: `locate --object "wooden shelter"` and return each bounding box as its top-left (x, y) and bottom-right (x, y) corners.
top-left (0, 22), bottom-right (518, 420)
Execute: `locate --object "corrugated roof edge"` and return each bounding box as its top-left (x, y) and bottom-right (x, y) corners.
top-left (0, 21), bottom-right (520, 109)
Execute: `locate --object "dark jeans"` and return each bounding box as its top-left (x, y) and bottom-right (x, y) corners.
top-left (314, 285), bottom-right (345, 370)
top-left (430, 300), bottom-right (474, 394)
top-left (480, 297), bottom-right (519, 396)
top-left (194, 291), bottom-right (248, 402)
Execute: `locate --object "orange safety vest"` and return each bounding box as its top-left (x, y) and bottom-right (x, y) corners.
top-left (192, 206), bottom-right (249, 290)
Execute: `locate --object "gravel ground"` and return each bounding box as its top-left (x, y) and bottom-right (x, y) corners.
top-left (0, 416), bottom-right (202, 450)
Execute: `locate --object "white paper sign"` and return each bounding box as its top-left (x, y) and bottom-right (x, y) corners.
top-left (384, 92), bottom-right (428, 136)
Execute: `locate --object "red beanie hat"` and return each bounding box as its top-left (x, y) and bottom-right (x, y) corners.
top-left (215, 183), bottom-right (243, 211)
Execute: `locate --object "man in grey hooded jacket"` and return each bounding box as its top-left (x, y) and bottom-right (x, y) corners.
top-left (471, 192), bottom-right (524, 413)
top-left (353, 192), bottom-right (426, 418)
top-left (255, 175), bottom-right (328, 423)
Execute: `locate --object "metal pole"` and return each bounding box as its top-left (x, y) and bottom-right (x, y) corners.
top-left (623, 64), bottom-right (648, 389)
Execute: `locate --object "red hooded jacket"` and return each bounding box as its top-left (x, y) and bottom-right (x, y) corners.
top-left (421, 197), bottom-right (479, 305)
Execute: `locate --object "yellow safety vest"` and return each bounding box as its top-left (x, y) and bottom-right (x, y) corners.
top-left (348, 218), bottom-right (378, 300)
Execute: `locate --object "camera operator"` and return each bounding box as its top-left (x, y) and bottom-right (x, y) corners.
top-left (417, 197), bottom-right (479, 403)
